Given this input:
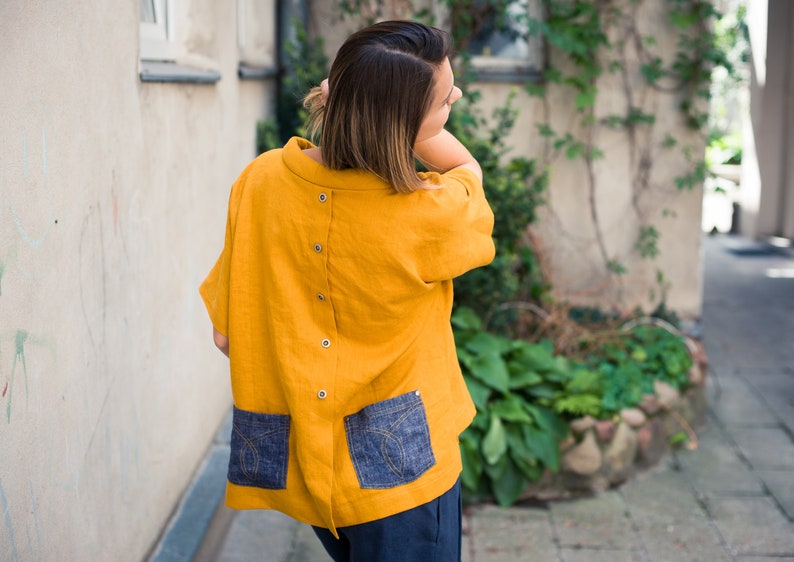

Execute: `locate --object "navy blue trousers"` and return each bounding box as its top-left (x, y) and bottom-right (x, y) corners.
top-left (312, 479), bottom-right (462, 562)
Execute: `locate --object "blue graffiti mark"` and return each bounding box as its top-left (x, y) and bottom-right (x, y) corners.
top-left (0, 480), bottom-right (19, 562)
top-left (10, 125), bottom-right (54, 249)
top-left (22, 130), bottom-right (27, 176)
top-left (41, 127), bottom-right (47, 177)
top-left (29, 480), bottom-right (39, 545)
top-left (5, 331), bottom-right (29, 423)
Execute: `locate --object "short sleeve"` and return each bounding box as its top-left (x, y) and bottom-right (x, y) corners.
top-left (415, 166), bottom-right (495, 283)
top-left (199, 173), bottom-right (247, 337)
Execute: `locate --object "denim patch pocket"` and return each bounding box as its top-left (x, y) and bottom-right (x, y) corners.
top-left (345, 390), bottom-right (436, 489)
top-left (228, 406), bottom-right (290, 489)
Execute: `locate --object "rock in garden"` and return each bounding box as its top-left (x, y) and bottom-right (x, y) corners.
top-left (687, 364), bottom-right (705, 385)
top-left (562, 430), bottom-right (602, 476)
top-left (620, 408), bottom-right (647, 427)
top-left (639, 393), bottom-right (662, 416)
top-left (604, 422), bottom-right (638, 479)
top-left (653, 380), bottom-right (681, 409)
top-left (595, 419), bottom-right (616, 441)
top-left (569, 415), bottom-right (596, 434)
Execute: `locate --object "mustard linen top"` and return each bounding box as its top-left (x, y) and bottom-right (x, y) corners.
top-left (200, 137), bottom-right (495, 533)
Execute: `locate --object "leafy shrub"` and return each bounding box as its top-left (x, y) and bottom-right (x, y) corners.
top-left (453, 307), bottom-right (694, 505)
top-left (453, 307), bottom-right (572, 505)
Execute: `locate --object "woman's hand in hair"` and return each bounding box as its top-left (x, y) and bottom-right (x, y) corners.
top-left (414, 129), bottom-right (482, 182)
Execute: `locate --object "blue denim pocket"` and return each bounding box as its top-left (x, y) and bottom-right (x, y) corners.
top-left (345, 390), bottom-right (436, 489)
top-left (228, 406), bottom-right (290, 489)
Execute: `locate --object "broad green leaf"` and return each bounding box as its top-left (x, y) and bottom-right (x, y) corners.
top-left (522, 424), bottom-right (562, 472)
top-left (489, 395), bottom-right (534, 423)
top-left (511, 454), bottom-right (542, 482)
top-left (468, 351), bottom-right (511, 393)
top-left (491, 458), bottom-right (529, 507)
top-left (464, 375), bottom-right (492, 411)
top-left (451, 306), bottom-right (482, 330)
top-left (507, 367), bottom-right (543, 389)
top-left (529, 405), bottom-right (569, 441)
top-left (465, 331), bottom-right (513, 355)
top-left (505, 424), bottom-right (537, 465)
top-left (566, 369), bottom-right (601, 393)
top-left (510, 343), bottom-right (556, 373)
top-left (482, 415), bottom-right (508, 465)
top-left (483, 452), bottom-right (508, 480)
top-left (459, 438), bottom-right (483, 491)
top-left (525, 383), bottom-right (558, 400)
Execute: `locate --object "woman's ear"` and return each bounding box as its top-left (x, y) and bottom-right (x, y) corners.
top-left (321, 79), bottom-right (329, 103)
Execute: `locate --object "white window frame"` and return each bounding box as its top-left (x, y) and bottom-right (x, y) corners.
top-left (140, 0), bottom-right (177, 61)
top-left (237, 0), bottom-right (282, 73)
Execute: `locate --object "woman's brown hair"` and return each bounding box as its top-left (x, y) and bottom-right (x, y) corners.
top-left (304, 21), bottom-right (450, 193)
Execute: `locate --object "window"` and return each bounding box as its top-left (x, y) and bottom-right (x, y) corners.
top-left (463, 0), bottom-right (544, 83)
top-left (138, 0), bottom-right (221, 83)
top-left (139, 0), bottom-right (176, 61)
top-left (236, 0), bottom-right (278, 79)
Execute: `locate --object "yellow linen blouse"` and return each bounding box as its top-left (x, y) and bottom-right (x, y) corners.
top-left (200, 137), bottom-right (495, 534)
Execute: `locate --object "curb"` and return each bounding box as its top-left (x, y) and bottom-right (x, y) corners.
top-left (148, 413), bottom-right (233, 562)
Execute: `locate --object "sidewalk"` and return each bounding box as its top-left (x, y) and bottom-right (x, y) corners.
top-left (152, 234), bottom-right (794, 561)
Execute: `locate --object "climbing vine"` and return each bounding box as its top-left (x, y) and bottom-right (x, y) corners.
top-left (529, 1), bottom-right (736, 300)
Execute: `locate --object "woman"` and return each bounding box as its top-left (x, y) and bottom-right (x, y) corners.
top-left (200, 20), bottom-right (494, 561)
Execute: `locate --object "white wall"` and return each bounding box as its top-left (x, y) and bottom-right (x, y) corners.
top-left (0, 1), bottom-right (273, 560)
top-left (742, 0), bottom-right (794, 239)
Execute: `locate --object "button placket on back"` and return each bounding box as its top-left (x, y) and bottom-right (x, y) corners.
top-left (313, 190), bottom-right (333, 412)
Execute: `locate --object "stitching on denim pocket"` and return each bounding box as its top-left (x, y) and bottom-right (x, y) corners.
top-left (345, 391), bottom-right (436, 489)
top-left (228, 406), bottom-right (290, 489)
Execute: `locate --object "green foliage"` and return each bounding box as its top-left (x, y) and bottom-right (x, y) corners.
top-left (706, 131), bottom-right (742, 166)
top-left (453, 307), bottom-right (694, 504)
top-left (453, 307), bottom-right (575, 505)
top-left (582, 324), bottom-right (693, 415)
top-left (635, 225), bottom-right (660, 259)
top-left (674, 160), bottom-right (709, 190)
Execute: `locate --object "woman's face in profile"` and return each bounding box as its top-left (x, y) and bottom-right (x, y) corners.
top-left (415, 57), bottom-right (462, 144)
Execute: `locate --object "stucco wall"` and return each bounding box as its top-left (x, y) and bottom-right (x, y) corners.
top-left (0, 2), bottom-right (272, 560)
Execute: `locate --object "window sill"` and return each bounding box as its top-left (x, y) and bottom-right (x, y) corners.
top-left (139, 61), bottom-right (221, 84)
top-left (237, 63), bottom-right (279, 80)
top-left (469, 56), bottom-right (542, 84)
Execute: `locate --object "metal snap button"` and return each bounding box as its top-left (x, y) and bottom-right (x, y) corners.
top-left (321, 339), bottom-right (331, 348)
top-left (318, 193), bottom-right (327, 202)
top-left (317, 389), bottom-right (327, 399)
top-left (314, 243), bottom-right (322, 253)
